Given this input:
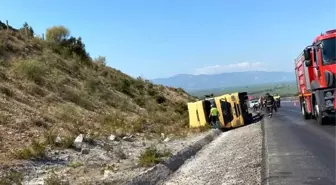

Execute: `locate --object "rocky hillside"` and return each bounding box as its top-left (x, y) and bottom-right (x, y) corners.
top-left (0, 21), bottom-right (197, 166)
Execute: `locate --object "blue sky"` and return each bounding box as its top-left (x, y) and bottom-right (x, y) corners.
top-left (1, 0), bottom-right (335, 79)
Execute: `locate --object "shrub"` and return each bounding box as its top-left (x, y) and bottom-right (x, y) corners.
top-left (134, 97), bottom-right (146, 107)
top-left (85, 77), bottom-right (101, 94)
top-left (119, 78), bottom-right (133, 96)
top-left (174, 101), bottom-right (188, 115)
top-left (147, 88), bottom-right (157, 96)
top-left (14, 60), bottom-right (48, 85)
top-left (60, 86), bottom-right (94, 110)
top-left (0, 85), bottom-right (13, 97)
top-left (93, 56), bottom-right (106, 66)
top-left (155, 95), bottom-right (166, 104)
top-left (138, 146), bottom-right (172, 167)
top-left (12, 139), bottom-right (46, 159)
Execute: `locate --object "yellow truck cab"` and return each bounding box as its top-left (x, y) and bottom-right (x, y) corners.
top-left (187, 92), bottom-right (252, 129)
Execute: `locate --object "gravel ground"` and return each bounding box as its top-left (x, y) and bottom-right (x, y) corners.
top-left (162, 122), bottom-right (263, 185)
top-left (2, 131), bottom-right (211, 185)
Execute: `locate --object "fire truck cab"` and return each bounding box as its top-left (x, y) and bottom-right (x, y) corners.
top-left (295, 29), bottom-right (336, 125)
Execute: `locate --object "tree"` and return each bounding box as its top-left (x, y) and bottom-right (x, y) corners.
top-left (60, 36), bottom-right (90, 63)
top-left (23, 22), bottom-right (28, 29)
top-left (20, 22), bottom-right (34, 37)
top-left (46, 25), bottom-right (70, 42)
top-left (28, 27), bottom-right (34, 37)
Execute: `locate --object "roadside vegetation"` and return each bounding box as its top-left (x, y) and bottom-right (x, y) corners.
top-left (0, 20), bottom-right (199, 163)
top-left (138, 146), bottom-right (172, 167)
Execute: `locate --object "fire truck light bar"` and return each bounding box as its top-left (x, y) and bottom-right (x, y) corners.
top-left (325, 29), bottom-right (336, 34)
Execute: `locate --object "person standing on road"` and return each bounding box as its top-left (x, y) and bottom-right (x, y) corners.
top-left (259, 96), bottom-right (264, 110)
top-left (209, 104), bottom-right (219, 128)
top-left (265, 93), bottom-right (275, 117)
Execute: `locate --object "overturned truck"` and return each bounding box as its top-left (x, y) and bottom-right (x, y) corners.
top-left (187, 92), bottom-right (253, 129)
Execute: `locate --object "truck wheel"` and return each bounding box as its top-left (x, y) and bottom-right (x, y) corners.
top-left (314, 105), bottom-right (326, 125)
top-left (301, 102), bottom-right (310, 120)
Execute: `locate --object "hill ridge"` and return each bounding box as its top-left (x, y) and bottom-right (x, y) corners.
top-left (152, 71), bottom-right (295, 90)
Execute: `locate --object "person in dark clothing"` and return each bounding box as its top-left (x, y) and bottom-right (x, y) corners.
top-left (265, 93), bottom-right (275, 117)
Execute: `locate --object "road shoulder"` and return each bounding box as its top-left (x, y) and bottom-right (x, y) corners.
top-left (162, 121), bottom-right (263, 185)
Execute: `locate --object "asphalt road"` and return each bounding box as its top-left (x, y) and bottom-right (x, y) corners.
top-left (263, 101), bottom-right (336, 185)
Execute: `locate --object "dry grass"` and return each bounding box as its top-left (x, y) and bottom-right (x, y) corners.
top-left (44, 172), bottom-right (70, 185)
top-left (11, 139), bottom-right (46, 160)
top-left (0, 170), bottom-right (24, 185)
top-left (0, 23), bottom-right (197, 163)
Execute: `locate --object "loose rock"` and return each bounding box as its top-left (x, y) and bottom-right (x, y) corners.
top-left (122, 136), bottom-right (134, 142)
top-left (108, 134), bottom-right (116, 141)
top-left (163, 138), bottom-right (170, 142)
top-left (55, 136), bottom-right (62, 144)
top-left (17, 130), bottom-right (212, 185)
top-left (74, 134), bottom-right (84, 150)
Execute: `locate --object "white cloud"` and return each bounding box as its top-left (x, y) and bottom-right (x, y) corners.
top-left (194, 62), bottom-right (266, 75)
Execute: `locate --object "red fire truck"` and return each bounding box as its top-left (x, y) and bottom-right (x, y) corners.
top-left (294, 29), bottom-right (336, 125)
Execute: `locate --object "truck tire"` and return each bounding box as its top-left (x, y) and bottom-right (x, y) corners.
top-left (301, 101), bottom-right (310, 120)
top-left (314, 104), bottom-right (326, 125)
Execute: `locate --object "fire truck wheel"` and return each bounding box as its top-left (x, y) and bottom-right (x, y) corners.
top-left (314, 104), bottom-right (326, 125)
top-left (301, 102), bottom-right (310, 120)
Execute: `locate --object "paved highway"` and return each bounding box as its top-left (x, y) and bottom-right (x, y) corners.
top-left (263, 101), bottom-right (336, 185)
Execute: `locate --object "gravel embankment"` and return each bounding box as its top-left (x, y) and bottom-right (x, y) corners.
top-left (162, 122), bottom-right (263, 185)
top-left (15, 131), bottom-right (211, 185)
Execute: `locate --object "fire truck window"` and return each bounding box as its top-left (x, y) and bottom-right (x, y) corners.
top-left (321, 38), bottom-right (336, 65)
top-left (313, 47), bottom-right (319, 65)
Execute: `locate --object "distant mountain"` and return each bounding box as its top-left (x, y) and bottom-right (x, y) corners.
top-left (151, 71), bottom-right (296, 91)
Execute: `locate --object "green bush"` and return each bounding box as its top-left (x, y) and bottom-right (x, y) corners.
top-left (60, 86), bottom-right (94, 110)
top-left (15, 60), bottom-right (48, 85)
top-left (138, 147), bottom-right (172, 167)
top-left (119, 78), bottom-right (133, 96)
